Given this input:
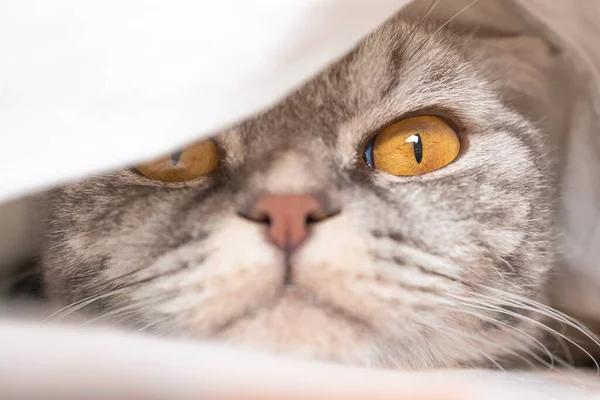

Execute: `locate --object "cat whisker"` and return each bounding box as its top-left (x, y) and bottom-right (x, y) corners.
top-left (81, 244), bottom-right (211, 293)
top-left (45, 267), bottom-right (191, 321)
top-left (481, 286), bottom-right (600, 351)
top-left (469, 291), bottom-right (575, 356)
top-left (456, 296), bottom-right (600, 374)
top-left (454, 304), bottom-right (600, 385)
top-left (435, 324), bottom-right (540, 370)
top-left (80, 291), bottom-right (178, 327)
top-left (394, 0), bottom-right (444, 57)
top-left (434, 327), bottom-right (506, 371)
top-left (83, 266), bottom-right (157, 292)
top-left (468, 287), bottom-right (600, 368)
top-left (408, 0), bottom-right (481, 63)
top-left (449, 304), bottom-right (595, 379)
top-left (43, 287), bottom-right (132, 322)
top-left (446, 304), bottom-right (557, 370)
top-left (134, 321), bottom-right (158, 334)
top-left (372, 246), bottom-right (586, 370)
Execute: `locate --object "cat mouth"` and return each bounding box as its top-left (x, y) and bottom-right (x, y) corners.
top-left (279, 284), bottom-right (303, 300)
top-left (213, 283), bottom-right (371, 336)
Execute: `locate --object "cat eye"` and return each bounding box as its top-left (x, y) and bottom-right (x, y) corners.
top-left (135, 139), bottom-right (219, 182)
top-left (364, 115), bottom-right (460, 176)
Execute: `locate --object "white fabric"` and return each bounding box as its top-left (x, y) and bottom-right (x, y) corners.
top-left (0, 0), bottom-right (403, 202)
top-left (1, 0), bottom-right (600, 397)
top-left (1, 319), bottom-right (598, 400)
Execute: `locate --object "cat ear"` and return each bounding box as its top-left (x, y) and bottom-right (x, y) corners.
top-left (469, 36), bottom-right (556, 99)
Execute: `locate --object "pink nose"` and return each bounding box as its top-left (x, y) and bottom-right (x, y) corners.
top-left (244, 194), bottom-right (331, 253)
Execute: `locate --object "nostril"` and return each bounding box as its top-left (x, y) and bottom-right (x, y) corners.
top-left (237, 210), bottom-right (271, 225)
top-left (306, 207), bottom-right (341, 224)
top-left (305, 214), bottom-right (319, 224)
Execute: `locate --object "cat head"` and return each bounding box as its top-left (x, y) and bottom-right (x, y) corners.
top-left (43, 16), bottom-right (557, 368)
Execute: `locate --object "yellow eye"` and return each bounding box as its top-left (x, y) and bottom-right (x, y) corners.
top-left (135, 139), bottom-right (219, 182)
top-left (364, 116), bottom-right (460, 176)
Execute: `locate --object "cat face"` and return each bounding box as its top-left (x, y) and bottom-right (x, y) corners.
top-left (43, 17), bottom-right (556, 369)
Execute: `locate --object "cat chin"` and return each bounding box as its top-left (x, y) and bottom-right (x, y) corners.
top-left (208, 294), bottom-right (485, 370)
top-left (199, 285), bottom-right (512, 370)
top-left (213, 290), bottom-right (380, 366)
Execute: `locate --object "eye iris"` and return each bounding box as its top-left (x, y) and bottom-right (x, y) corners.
top-left (135, 139), bottom-right (219, 182)
top-left (369, 116), bottom-right (460, 176)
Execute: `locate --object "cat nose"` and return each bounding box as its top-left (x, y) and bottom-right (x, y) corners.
top-left (240, 194), bottom-right (337, 254)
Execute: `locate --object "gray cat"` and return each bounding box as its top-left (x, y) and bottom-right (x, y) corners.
top-left (41, 13), bottom-right (569, 369)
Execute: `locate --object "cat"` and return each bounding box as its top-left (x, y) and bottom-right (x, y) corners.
top-left (40, 12), bottom-right (566, 370)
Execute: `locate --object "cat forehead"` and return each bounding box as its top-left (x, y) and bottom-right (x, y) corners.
top-left (220, 18), bottom-right (479, 158)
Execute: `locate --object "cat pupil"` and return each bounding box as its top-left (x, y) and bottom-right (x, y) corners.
top-left (405, 133), bottom-right (423, 164)
top-left (171, 151), bottom-right (183, 166)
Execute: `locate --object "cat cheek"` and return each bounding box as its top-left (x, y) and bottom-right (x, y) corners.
top-left (135, 217), bottom-right (283, 334)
